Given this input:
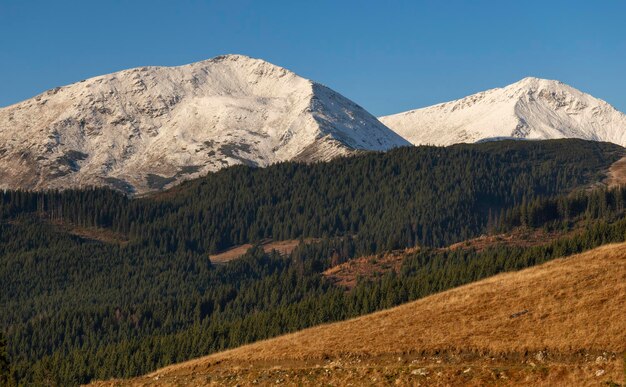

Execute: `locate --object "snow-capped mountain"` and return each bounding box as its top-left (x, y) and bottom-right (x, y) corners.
top-left (380, 77), bottom-right (626, 147)
top-left (0, 54), bottom-right (409, 193)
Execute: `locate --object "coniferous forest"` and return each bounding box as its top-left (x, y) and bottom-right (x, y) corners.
top-left (1, 139), bottom-right (626, 385)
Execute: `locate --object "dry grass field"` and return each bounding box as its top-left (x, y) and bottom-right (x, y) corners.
top-left (92, 243), bottom-right (626, 386)
top-left (209, 239), bottom-right (317, 264)
top-left (323, 248), bottom-right (416, 289)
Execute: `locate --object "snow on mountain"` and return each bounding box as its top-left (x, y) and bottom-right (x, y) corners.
top-left (379, 77), bottom-right (626, 147)
top-left (0, 54), bottom-right (409, 193)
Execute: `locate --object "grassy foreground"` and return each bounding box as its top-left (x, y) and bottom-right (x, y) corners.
top-left (92, 242), bottom-right (626, 386)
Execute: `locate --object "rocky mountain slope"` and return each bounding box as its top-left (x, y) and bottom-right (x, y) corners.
top-left (0, 55), bottom-right (409, 193)
top-left (92, 242), bottom-right (626, 386)
top-left (380, 77), bottom-right (626, 146)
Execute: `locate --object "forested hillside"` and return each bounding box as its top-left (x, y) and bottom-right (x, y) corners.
top-left (112, 243), bottom-right (626, 387)
top-left (2, 139), bottom-right (622, 251)
top-left (1, 139), bottom-right (625, 385)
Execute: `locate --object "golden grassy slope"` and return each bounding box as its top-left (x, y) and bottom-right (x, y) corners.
top-left (92, 243), bottom-right (626, 386)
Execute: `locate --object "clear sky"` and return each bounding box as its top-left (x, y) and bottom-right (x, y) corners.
top-left (1, 0), bottom-right (625, 115)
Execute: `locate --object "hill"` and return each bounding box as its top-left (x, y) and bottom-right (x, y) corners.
top-left (2, 139), bottom-right (626, 385)
top-left (0, 54), bottom-right (408, 194)
top-left (100, 242), bottom-right (626, 386)
top-left (380, 77), bottom-right (626, 147)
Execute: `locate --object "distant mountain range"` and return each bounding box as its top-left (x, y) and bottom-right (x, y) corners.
top-left (1, 55), bottom-right (625, 193)
top-left (380, 77), bottom-right (626, 146)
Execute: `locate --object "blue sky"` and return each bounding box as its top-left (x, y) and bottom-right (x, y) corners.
top-left (1, 0), bottom-right (625, 115)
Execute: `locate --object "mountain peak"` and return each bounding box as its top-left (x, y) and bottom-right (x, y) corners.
top-left (212, 53), bottom-right (255, 61)
top-left (380, 78), bottom-right (626, 147)
top-left (0, 56), bottom-right (408, 194)
top-left (204, 54), bottom-right (287, 70)
top-left (504, 77), bottom-right (569, 93)
top-left (514, 76), bottom-right (561, 86)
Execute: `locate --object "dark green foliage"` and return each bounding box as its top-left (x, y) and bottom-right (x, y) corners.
top-left (14, 211), bottom-right (626, 385)
top-left (501, 185), bottom-right (626, 230)
top-left (1, 139), bottom-right (622, 252)
top-left (104, 139), bottom-right (625, 250)
top-left (0, 139), bottom-right (625, 385)
top-left (0, 331), bottom-right (10, 386)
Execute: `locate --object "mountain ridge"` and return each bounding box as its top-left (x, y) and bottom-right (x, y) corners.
top-left (0, 54), bottom-right (409, 194)
top-left (380, 77), bottom-right (626, 147)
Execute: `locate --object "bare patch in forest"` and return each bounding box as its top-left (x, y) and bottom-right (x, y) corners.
top-left (445, 227), bottom-right (580, 252)
top-left (323, 248), bottom-right (417, 289)
top-left (50, 219), bottom-right (129, 245)
top-left (606, 155), bottom-right (626, 187)
top-left (210, 238), bottom-right (319, 264)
